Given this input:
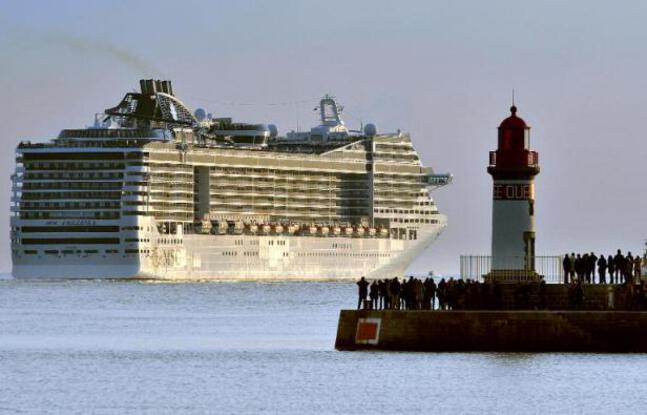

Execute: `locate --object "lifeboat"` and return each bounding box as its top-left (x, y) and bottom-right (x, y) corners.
top-left (232, 221), bottom-right (244, 235)
top-left (380, 228), bottom-right (389, 237)
top-left (248, 224), bottom-right (258, 234)
top-left (319, 226), bottom-right (329, 236)
top-left (261, 224), bottom-right (271, 234)
top-left (286, 224), bottom-right (298, 234)
top-left (274, 224), bottom-right (284, 234)
top-left (214, 221), bottom-right (228, 235)
top-left (355, 227), bottom-right (365, 237)
top-left (309, 225), bottom-right (318, 235)
top-left (368, 227), bottom-right (377, 236)
top-left (344, 226), bottom-right (353, 236)
top-left (333, 226), bottom-right (342, 236)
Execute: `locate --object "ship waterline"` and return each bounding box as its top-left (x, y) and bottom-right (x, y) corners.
top-left (12, 218), bottom-right (445, 280)
top-left (11, 80), bottom-right (450, 280)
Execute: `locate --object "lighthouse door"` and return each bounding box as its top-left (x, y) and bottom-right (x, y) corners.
top-left (523, 231), bottom-right (536, 271)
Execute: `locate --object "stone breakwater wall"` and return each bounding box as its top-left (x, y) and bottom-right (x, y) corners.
top-left (495, 284), bottom-right (633, 310)
top-left (335, 309), bottom-right (647, 352)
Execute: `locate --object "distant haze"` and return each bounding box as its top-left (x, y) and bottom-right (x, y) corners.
top-left (1, 0), bottom-right (646, 275)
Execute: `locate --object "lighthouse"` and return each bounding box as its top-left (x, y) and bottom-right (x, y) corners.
top-left (486, 105), bottom-right (540, 282)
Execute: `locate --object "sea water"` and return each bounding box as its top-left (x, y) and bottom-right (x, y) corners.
top-left (2, 276), bottom-right (647, 414)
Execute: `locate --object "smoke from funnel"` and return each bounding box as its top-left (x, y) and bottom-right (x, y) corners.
top-left (51, 33), bottom-right (162, 77)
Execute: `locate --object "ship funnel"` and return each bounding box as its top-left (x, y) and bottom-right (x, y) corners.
top-left (139, 79), bottom-right (174, 96)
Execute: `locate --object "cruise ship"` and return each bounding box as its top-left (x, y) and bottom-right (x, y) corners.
top-left (10, 80), bottom-right (451, 280)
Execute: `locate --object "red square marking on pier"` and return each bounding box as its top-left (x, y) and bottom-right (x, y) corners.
top-left (355, 318), bottom-right (381, 345)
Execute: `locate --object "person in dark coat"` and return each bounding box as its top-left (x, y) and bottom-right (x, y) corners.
top-left (614, 250), bottom-right (625, 283)
top-left (437, 278), bottom-right (447, 310)
top-left (378, 279), bottom-right (387, 309)
top-left (608, 255), bottom-right (615, 284)
top-left (369, 280), bottom-right (379, 309)
top-left (356, 276), bottom-right (369, 309)
top-left (597, 255), bottom-right (608, 284)
top-left (589, 252), bottom-right (598, 283)
top-left (428, 277), bottom-right (437, 310)
top-left (626, 252), bottom-right (634, 284)
top-left (562, 254), bottom-right (571, 284)
top-left (569, 253), bottom-right (576, 281)
top-left (390, 277), bottom-right (401, 310)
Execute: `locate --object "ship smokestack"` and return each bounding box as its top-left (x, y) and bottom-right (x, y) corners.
top-left (139, 79), bottom-right (173, 96)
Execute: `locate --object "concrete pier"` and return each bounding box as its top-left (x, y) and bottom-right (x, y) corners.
top-left (335, 309), bottom-right (647, 352)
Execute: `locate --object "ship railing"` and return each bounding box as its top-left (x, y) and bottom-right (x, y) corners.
top-left (460, 255), bottom-right (564, 283)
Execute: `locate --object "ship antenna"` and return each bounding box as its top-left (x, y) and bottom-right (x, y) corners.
top-left (512, 88), bottom-right (515, 106)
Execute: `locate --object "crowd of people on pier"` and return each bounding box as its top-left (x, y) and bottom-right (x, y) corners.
top-left (562, 250), bottom-right (643, 284)
top-left (355, 258), bottom-right (647, 311)
top-left (355, 275), bottom-right (535, 311)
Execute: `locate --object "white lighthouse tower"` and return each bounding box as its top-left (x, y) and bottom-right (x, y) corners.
top-left (486, 105), bottom-right (540, 282)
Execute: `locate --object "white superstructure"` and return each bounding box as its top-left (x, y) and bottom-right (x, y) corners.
top-left (11, 80), bottom-right (451, 280)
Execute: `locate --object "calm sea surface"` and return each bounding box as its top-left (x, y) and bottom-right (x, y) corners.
top-left (2, 276), bottom-right (647, 414)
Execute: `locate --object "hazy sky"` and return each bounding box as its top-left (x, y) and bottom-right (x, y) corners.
top-left (1, 0), bottom-right (647, 275)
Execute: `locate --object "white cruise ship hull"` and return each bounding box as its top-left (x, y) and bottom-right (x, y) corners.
top-left (12, 220), bottom-right (445, 280)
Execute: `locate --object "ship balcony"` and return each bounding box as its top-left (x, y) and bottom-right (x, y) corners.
top-left (123, 185), bottom-right (149, 192)
top-left (122, 205), bottom-right (149, 213)
top-left (121, 194), bottom-right (147, 202)
top-left (125, 165), bottom-right (150, 173)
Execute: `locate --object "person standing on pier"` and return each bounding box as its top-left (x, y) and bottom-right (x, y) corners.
top-left (390, 277), bottom-right (401, 310)
top-left (575, 254), bottom-right (584, 282)
top-left (369, 280), bottom-right (379, 309)
top-left (437, 278), bottom-right (447, 310)
top-left (589, 252), bottom-right (598, 283)
top-left (356, 276), bottom-right (369, 309)
top-left (426, 277), bottom-right (437, 310)
top-left (626, 252), bottom-right (634, 284)
top-left (608, 255), bottom-right (615, 284)
top-left (569, 253), bottom-right (576, 282)
top-left (378, 280), bottom-right (387, 309)
top-left (614, 250), bottom-right (625, 284)
top-left (563, 254), bottom-right (572, 284)
top-left (597, 255), bottom-right (607, 284)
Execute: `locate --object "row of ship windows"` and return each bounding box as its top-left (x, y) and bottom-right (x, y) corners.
top-left (393, 218), bottom-right (439, 224)
top-left (221, 251), bottom-right (391, 258)
top-left (121, 238), bottom-right (183, 244)
top-left (23, 173), bottom-right (123, 180)
top-left (299, 252), bottom-right (390, 257)
top-left (20, 212), bottom-right (120, 219)
top-left (212, 168), bottom-right (366, 178)
top-left (374, 208), bottom-right (435, 214)
top-left (19, 249), bottom-right (146, 255)
top-left (22, 192), bottom-right (121, 200)
top-left (24, 162), bottom-right (126, 170)
top-left (230, 240), bottom-right (283, 246)
top-left (23, 182), bottom-right (123, 190)
top-left (22, 202), bottom-right (120, 208)
top-left (332, 243), bottom-right (352, 249)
